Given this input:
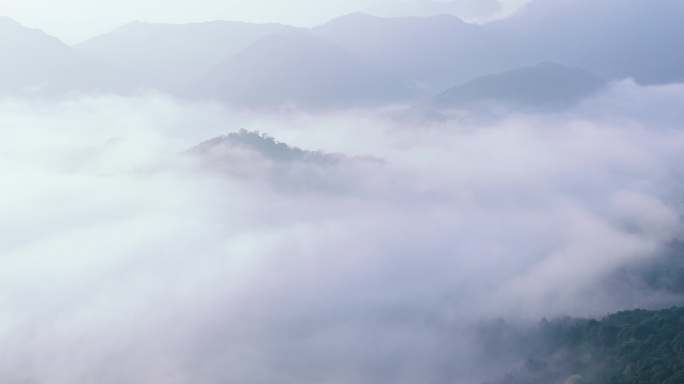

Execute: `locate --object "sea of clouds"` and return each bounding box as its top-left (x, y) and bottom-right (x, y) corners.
top-left (0, 80), bottom-right (683, 383)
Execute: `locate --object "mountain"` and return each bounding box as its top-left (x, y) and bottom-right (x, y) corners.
top-left (189, 129), bottom-right (343, 166)
top-left (477, 306), bottom-right (684, 384)
top-left (75, 20), bottom-right (301, 92)
top-left (189, 130), bottom-right (382, 192)
top-left (191, 31), bottom-right (417, 110)
top-left (485, 0), bottom-right (684, 84)
top-left (0, 16), bottom-right (125, 95)
top-left (399, 62), bottom-right (606, 120)
top-left (431, 62), bottom-right (605, 110)
top-left (313, 13), bottom-right (516, 94)
top-left (365, 0), bottom-right (502, 21)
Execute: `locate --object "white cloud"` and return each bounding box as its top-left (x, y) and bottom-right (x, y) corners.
top-left (0, 81), bottom-right (683, 382)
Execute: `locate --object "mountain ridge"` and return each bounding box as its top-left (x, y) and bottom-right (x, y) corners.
top-left (0, 16), bottom-right (130, 95)
top-left (75, 19), bottom-right (302, 92)
top-left (190, 31), bottom-right (417, 110)
top-left (313, 12), bottom-right (516, 94)
top-left (396, 62), bottom-right (606, 121)
top-left (484, 0), bottom-right (684, 84)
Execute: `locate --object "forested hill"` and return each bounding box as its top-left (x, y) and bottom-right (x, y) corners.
top-left (480, 306), bottom-right (684, 384)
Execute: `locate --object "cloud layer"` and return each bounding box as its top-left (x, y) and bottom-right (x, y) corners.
top-left (0, 81), bottom-right (683, 383)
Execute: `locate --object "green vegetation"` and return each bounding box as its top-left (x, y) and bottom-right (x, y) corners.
top-left (485, 307), bottom-right (684, 384)
top-left (190, 129), bottom-right (340, 164)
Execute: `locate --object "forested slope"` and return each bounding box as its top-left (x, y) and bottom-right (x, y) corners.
top-left (482, 307), bottom-right (684, 384)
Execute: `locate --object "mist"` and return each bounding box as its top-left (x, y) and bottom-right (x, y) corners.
top-left (1, 80), bottom-right (683, 383)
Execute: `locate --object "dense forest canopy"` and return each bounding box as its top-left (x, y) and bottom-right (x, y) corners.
top-left (479, 307), bottom-right (684, 384)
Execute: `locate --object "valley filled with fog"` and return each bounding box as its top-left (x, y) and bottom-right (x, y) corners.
top-left (1, 0), bottom-right (683, 383)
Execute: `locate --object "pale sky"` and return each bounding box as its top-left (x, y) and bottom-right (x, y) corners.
top-left (0, 0), bottom-right (530, 44)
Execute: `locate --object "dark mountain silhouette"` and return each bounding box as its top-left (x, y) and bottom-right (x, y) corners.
top-left (0, 16), bottom-right (127, 95)
top-left (189, 130), bottom-right (382, 192)
top-left (399, 62), bottom-right (606, 120)
top-left (75, 20), bottom-right (300, 92)
top-left (432, 62), bottom-right (605, 109)
top-left (313, 13), bottom-right (516, 94)
top-left (191, 31), bottom-right (417, 110)
top-left (189, 129), bottom-right (343, 165)
top-left (485, 0), bottom-right (684, 84)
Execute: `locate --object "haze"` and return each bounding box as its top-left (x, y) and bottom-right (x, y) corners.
top-left (0, 0), bottom-right (683, 383)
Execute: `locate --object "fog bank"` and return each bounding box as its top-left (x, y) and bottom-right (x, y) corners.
top-left (0, 81), bottom-right (683, 382)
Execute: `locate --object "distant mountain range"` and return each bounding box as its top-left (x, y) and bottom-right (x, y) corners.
top-left (74, 20), bottom-right (300, 92)
top-left (1, 0), bottom-right (682, 109)
top-left (313, 13), bottom-right (515, 94)
top-left (0, 16), bottom-right (128, 95)
top-left (364, 0), bottom-right (502, 20)
top-left (431, 62), bottom-right (606, 110)
top-left (485, 0), bottom-right (684, 84)
top-left (397, 63), bottom-right (606, 120)
top-left (190, 31), bottom-right (416, 110)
